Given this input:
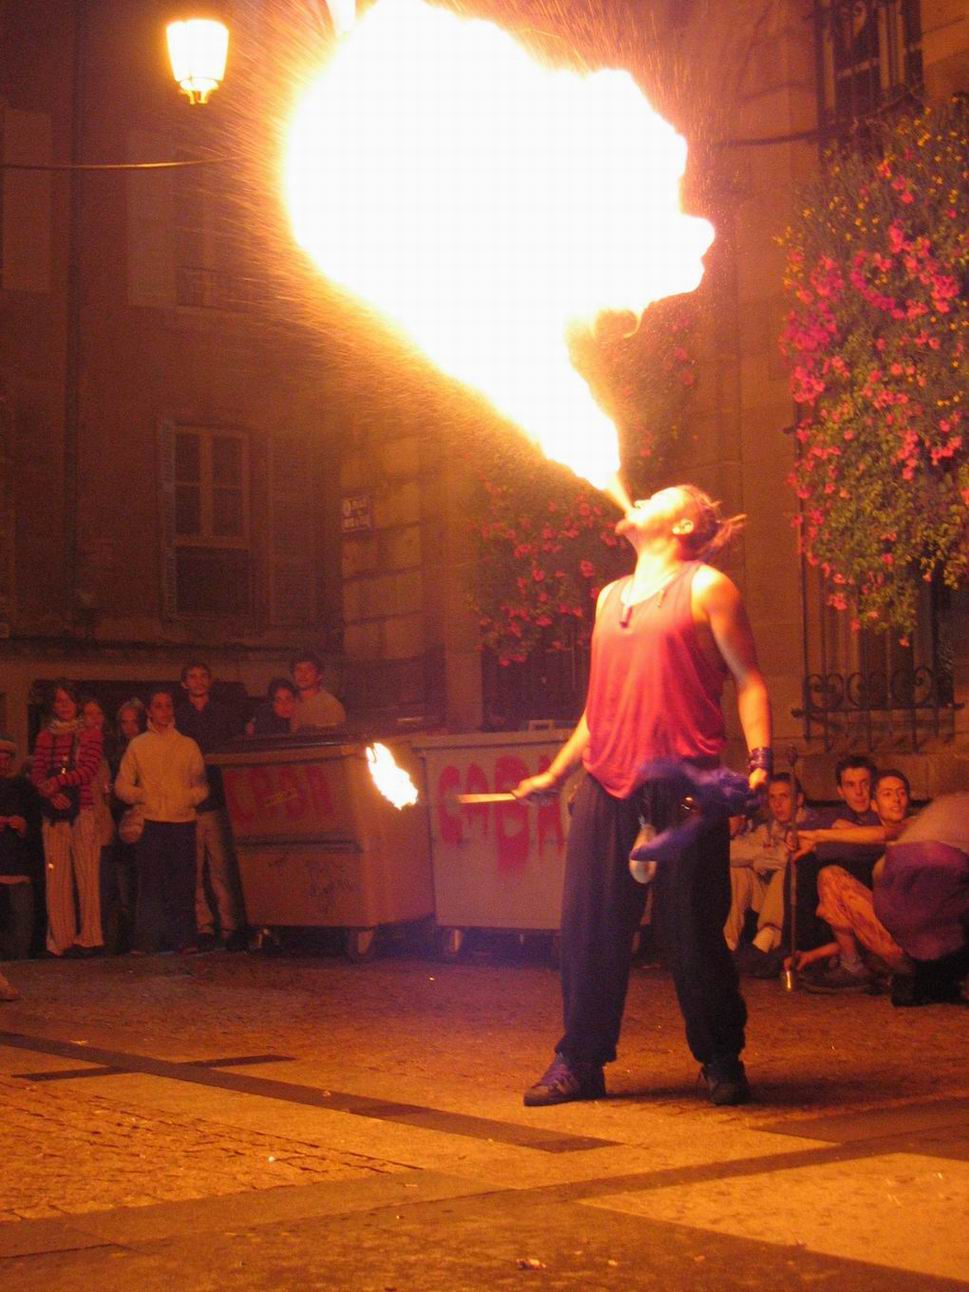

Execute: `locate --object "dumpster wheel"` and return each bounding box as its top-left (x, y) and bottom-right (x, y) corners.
top-left (345, 927), bottom-right (378, 963)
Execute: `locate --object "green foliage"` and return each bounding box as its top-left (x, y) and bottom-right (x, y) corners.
top-left (471, 297), bottom-right (699, 663)
top-left (779, 98), bottom-right (968, 639)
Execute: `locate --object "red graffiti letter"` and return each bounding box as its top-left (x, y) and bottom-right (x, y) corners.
top-left (462, 763), bottom-right (491, 837)
top-left (494, 755), bottom-right (529, 869)
top-left (304, 764), bottom-right (335, 819)
top-left (437, 764), bottom-right (463, 845)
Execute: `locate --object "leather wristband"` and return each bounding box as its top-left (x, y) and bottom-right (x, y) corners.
top-left (747, 747), bottom-right (773, 776)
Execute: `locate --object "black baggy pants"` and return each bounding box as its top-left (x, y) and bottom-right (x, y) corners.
top-left (133, 820), bottom-right (197, 953)
top-left (557, 773), bottom-right (747, 1068)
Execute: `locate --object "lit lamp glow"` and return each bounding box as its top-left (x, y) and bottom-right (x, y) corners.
top-left (166, 18), bottom-right (229, 104)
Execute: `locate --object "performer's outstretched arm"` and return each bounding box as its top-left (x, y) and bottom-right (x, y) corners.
top-left (695, 567), bottom-right (772, 788)
top-left (514, 712), bottom-right (590, 801)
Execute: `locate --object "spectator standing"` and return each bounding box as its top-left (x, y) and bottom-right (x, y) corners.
top-left (290, 652), bottom-right (346, 732)
top-left (81, 697), bottom-right (113, 952)
top-left (115, 688), bottom-right (208, 955)
top-left (174, 663), bottom-right (246, 952)
top-left (0, 732), bottom-right (34, 960)
top-left (30, 681), bottom-right (103, 957)
top-left (247, 678), bottom-right (297, 737)
top-left (101, 698), bottom-right (146, 954)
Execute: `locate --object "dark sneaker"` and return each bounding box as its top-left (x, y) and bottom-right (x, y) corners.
top-left (891, 974), bottom-right (965, 1007)
top-left (801, 964), bottom-right (874, 994)
top-left (523, 1053), bottom-right (605, 1106)
top-left (196, 933), bottom-right (218, 954)
top-left (223, 930), bottom-right (249, 953)
top-left (701, 1060), bottom-right (751, 1106)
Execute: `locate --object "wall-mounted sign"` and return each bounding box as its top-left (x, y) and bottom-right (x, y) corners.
top-left (341, 492), bottom-right (373, 534)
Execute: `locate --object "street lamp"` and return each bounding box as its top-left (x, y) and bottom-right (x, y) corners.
top-left (166, 17), bottom-right (230, 104)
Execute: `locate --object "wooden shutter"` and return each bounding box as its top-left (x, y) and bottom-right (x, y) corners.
top-left (268, 433), bottom-right (317, 625)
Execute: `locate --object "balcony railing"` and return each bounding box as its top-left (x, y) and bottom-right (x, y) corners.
top-left (176, 265), bottom-right (264, 312)
top-left (795, 665), bottom-right (961, 751)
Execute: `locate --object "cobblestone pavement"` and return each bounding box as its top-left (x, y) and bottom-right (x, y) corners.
top-left (0, 943), bottom-right (967, 1289)
top-left (0, 1073), bottom-right (408, 1222)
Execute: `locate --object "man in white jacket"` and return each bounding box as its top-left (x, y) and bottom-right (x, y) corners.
top-left (115, 688), bottom-right (208, 954)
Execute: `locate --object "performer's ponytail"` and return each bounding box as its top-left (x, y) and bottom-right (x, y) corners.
top-left (677, 485), bottom-right (746, 562)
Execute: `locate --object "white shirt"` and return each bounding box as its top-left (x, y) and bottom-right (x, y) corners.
top-left (115, 723), bottom-right (208, 823)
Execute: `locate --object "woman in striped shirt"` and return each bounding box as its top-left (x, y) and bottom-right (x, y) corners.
top-left (30, 680), bottom-right (103, 956)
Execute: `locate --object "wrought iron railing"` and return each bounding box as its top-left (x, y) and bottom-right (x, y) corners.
top-left (795, 664), bottom-right (961, 751)
top-left (481, 619), bottom-right (589, 730)
top-left (813, 0), bottom-right (923, 144)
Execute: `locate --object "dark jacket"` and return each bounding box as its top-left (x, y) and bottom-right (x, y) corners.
top-left (174, 698), bottom-right (242, 813)
top-left (0, 774), bottom-right (34, 879)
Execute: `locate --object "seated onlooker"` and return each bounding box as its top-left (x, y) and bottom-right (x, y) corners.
top-left (725, 773), bottom-right (804, 977)
top-left (790, 770), bottom-right (915, 992)
top-left (875, 791), bottom-right (969, 1005)
top-left (784, 753), bottom-right (880, 955)
top-left (793, 792), bottom-right (967, 1004)
top-left (0, 732), bottom-right (35, 961)
top-left (247, 677), bottom-right (298, 737)
top-left (290, 651), bottom-right (346, 732)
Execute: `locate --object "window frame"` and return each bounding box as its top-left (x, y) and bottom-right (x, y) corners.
top-left (158, 419), bottom-right (254, 620)
top-left (173, 426), bottom-right (251, 552)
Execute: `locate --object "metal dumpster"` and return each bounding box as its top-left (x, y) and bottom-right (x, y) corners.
top-left (414, 730), bottom-right (577, 957)
top-left (209, 734), bottom-right (433, 960)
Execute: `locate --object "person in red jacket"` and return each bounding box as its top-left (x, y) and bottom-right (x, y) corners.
top-left (516, 485), bottom-right (772, 1108)
top-left (30, 680), bottom-right (103, 956)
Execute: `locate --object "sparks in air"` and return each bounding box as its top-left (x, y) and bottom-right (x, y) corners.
top-left (366, 742), bottom-right (419, 809)
top-left (285, 0), bottom-right (713, 494)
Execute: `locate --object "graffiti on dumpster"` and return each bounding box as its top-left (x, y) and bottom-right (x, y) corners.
top-left (436, 754), bottom-right (564, 869)
top-left (304, 857), bottom-right (359, 916)
top-left (223, 762), bottom-right (338, 835)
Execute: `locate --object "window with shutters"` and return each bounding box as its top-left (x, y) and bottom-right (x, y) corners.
top-left (268, 433), bottom-right (318, 625)
top-left (159, 422), bottom-right (252, 617)
top-left (814, 0), bottom-right (923, 143)
top-left (173, 147), bottom-right (261, 312)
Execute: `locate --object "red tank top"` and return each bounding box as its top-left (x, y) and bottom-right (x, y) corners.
top-left (582, 562), bottom-right (726, 799)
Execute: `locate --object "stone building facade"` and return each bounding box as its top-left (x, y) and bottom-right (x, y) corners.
top-left (1, 0), bottom-right (966, 793)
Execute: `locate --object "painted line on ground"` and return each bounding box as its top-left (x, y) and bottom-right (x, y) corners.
top-left (0, 1031), bottom-right (615, 1154)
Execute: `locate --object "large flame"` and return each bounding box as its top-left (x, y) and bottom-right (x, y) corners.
top-left (366, 742), bottom-right (419, 809)
top-left (285, 0), bottom-right (713, 493)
